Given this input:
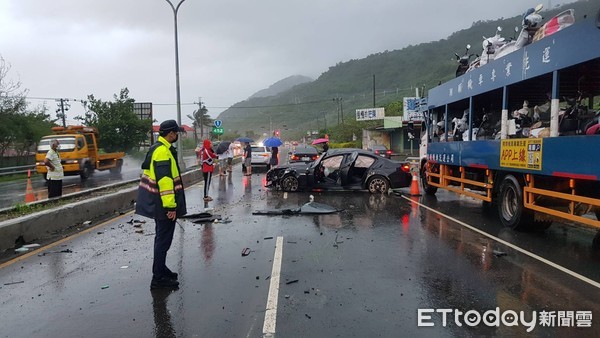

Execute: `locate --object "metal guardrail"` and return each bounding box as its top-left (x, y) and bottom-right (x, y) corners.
top-left (0, 164), bottom-right (36, 177)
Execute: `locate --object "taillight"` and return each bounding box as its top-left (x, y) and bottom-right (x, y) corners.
top-left (291, 155), bottom-right (299, 160)
top-left (312, 155), bottom-right (318, 161)
top-left (375, 150), bottom-right (379, 154)
top-left (386, 150), bottom-right (392, 155)
top-left (401, 164), bottom-right (411, 173)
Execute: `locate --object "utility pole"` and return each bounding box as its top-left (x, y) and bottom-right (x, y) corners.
top-left (55, 98), bottom-right (70, 127)
top-left (165, 0), bottom-right (186, 170)
top-left (340, 99), bottom-right (344, 124)
top-left (195, 97), bottom-right (203, 139)
top-left (373, 74), bottom-right (376, 108)
top-left (333, 97), bottom-right (343, 125)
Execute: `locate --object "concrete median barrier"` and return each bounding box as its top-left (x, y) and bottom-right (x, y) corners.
top-left (0, 167), bottom-right (206, 253)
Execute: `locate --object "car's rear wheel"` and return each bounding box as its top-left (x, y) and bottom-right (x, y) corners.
top-left (281, 175), bottom-right (299, 192)
top-left (367, 176), bottom-right (389, 194)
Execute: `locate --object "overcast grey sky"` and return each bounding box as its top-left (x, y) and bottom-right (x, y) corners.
top-left (0, 0), bottom-right (577, 125)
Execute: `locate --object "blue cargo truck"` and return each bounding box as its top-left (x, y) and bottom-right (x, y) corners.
top-left (418, 7), bottom-right (600, 230)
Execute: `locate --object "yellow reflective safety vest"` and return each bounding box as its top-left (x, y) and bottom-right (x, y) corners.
top-left (135, 136), bottom-right (187, 220)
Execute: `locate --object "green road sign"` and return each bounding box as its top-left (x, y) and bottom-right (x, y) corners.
top-left (212, 127), bottom-right (224, 135)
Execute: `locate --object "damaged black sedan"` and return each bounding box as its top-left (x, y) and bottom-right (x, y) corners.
top-left (265, 148), bottom-right (412, 193)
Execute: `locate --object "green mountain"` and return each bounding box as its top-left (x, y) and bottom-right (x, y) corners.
top-left (217, 0), bottom-right (596, 141)
top-left (249, 75), bottom-right (314, 99)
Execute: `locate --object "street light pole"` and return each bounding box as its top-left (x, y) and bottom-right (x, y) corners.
top-left (165, 0), bottom-right (186, 169)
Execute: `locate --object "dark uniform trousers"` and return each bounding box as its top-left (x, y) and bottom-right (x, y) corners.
top-left (153, 218), bottom-right (176, 279)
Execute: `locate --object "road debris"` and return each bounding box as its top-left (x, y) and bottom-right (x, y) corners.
top-left (241, 248), bottom-right (251, 256)
top-left (22, 244), bottom-right (40, 249)
top-left (176, 220), bottom-right (185, 232)
top-left (83, 220), bottom-right (92, 226)
top-left (120, 266), bottom-right (129, 269)
top-left (180, 212), bottom-right (222, 224)
top-left (263, 237), bottom-right (273, 240)
top-left (4, 281), bottom-right (24, 285)
top-left (253, 201), bottom-right (342, 215)
top-left (285, 279), bottom-right (299, 285)
top-left (101, 285), bottom-right (109, 289)
top-left (493, 250), bottom-right (507, 257)
top-left (15, 247), bottom-right (29, 253)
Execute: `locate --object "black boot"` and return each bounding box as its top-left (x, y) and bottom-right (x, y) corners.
top-left (150, 277), bottom-right (180, 290)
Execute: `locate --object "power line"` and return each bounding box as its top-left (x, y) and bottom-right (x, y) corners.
top-left (16, 84), bottom-right (419, 112)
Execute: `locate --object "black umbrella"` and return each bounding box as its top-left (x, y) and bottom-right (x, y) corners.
top-left (216, 141), bottom-right (232, 154)
top-left (236, 137), bottom-right (254, 143)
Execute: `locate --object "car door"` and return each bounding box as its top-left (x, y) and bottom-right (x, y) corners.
top-left (340, 151), bottom-right (359, 187)
top-left (313, 154), bottom-right (344, 189)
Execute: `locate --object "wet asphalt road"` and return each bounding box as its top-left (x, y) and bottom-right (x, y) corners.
top-left (0, 163), bottom-right (599, 337)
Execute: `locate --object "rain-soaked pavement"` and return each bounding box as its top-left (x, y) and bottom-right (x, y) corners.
top-left (0, 164), bottom-right (599, 337)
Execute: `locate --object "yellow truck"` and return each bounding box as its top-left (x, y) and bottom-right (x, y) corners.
top-left (35, 125), bottom-right (125, 180)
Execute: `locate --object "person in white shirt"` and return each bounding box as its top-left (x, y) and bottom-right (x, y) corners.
top-left (44, 139), bottom-right (64, 198)
top-left (227, 142), bottom-right (234, 173)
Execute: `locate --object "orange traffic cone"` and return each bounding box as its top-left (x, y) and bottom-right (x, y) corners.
top-left (409, 171), bottom-right (421, 197)
top-left (25, 170), bottom-right (36, 203)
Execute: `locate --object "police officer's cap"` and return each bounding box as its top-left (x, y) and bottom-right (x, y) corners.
top-left (159, 120), bottom-right (184, 133)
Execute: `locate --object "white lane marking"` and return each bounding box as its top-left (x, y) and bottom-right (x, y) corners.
top-left (401, 195), bottom-right (600, 289)
top-left (263, 236), bottom-right (284, 337)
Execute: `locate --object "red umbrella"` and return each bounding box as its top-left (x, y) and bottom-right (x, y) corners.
top-left (311, 138), bottom-right (329, 145)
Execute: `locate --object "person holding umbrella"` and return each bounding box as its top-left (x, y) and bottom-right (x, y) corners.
top-left (311, 137), bottom-right (330, 154)
top-left (269, 147), bottom-right (279, 169)
top-left (263, 136), bottom-right (283, 170)
top-left (215, 141), bottom-right (232, 177)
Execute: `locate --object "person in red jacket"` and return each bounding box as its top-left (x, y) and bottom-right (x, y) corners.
top-left (201, 139), bottom-right (217, 201)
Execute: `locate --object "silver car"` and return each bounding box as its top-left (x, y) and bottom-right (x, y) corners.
top-left (251, 145), bottom-right (272, 167)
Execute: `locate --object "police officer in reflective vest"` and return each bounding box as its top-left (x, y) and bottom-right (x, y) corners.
top-left (136, 120), bottom-right (187, 290)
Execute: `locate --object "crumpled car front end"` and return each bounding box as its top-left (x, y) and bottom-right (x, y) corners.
top-left (265, 168), bottom-right (283, 188)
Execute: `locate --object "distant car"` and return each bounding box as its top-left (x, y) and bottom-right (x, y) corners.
top-left (266, 148), bottom-right (412, 194)
top-left (250, 145), bottom-right (272, 167)
top-left (289, 145), bottom-right (319, 163)
top-left (367, 145), bottom-right (392, 159)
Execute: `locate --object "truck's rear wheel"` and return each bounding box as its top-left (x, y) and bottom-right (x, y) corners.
top-left (421, 162), bottom-right (438, 195)
top-left (498, 175), bottom-right (532, 230)
top-left (80, 164), bottom-right (92, 180)
top-left (110, 160), bottom-right (123, 174)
